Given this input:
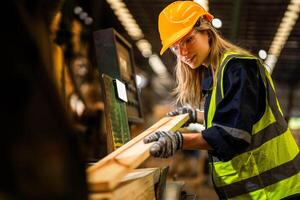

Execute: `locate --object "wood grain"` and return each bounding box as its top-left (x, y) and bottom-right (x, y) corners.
top-left (89, 168), bottom-right (160, 200)
top-left (87, 114), bottom-right (188, 192)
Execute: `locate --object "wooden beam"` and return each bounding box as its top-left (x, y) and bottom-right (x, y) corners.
top-left (155, 166), bottom-right (169, 200)
top-left (87, 114), bottom-right (188, 192)
top-left (89, 168), bottom-right (161, 200)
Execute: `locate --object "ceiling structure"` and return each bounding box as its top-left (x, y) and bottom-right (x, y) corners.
top-left (81, 0), bottom-right (300, 118)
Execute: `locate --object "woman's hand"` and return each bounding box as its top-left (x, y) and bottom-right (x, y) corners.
top-left (167, 106), bottom-right (198, 125)
top-left (143, 131), bottom-right (183, 158)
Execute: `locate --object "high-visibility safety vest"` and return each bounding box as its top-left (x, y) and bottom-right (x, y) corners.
top-left (206, 52), bottom-right (300, 199)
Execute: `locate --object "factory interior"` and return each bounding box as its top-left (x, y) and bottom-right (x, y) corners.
top-left (3, 0), bottom-right (300, 199)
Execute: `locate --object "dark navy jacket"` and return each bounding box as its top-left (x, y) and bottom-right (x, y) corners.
top-left (201, 58), bottom-right (266, 161)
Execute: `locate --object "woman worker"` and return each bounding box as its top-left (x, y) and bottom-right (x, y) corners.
top-left (143, 1), bottom-right (300, 199)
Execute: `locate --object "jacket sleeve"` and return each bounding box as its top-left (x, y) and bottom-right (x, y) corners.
top-left (202, 58), bottom-right (266, 161)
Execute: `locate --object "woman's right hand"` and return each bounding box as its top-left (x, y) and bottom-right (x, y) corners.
top-left (167, 106), bottom-right (198, 125)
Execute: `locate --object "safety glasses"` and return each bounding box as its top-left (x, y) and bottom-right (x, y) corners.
top-left (170, 29), bottom-right (198, 54)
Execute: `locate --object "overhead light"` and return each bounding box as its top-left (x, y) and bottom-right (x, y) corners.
top-left (115, 9), bottom-right (131, 19)
top-left (212, 18), bottom-right (222, 28)
top-left (136, 39), bottom-right (152, 58)
top-left (79, 12), bottom-right (88, 20)
top-left (106, 0), bottom-right (144, 40)
top-left (74, 6), bottom-right (82, 15)
top-left (84, 17), bottom-right (93, 25)
top-left (73, 6), bottom-right (93, 26)
top-left (258, 50), bottom-right (267, 60)
top-left (149, 54), bottom-right (168, 75)
top-left (107, 0), bottom-right (169, 77)
top-left (265, 0), bottom-right (300, 73)
top-left (109, 1), bottom-right (125, 10)
top-left (265, 55), bottom-right (278, 72)
top-left (136, 74), bottom-right (148, 89)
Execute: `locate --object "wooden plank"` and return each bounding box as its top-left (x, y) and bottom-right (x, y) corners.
top-left (155, 166), bottom-right (169, 200)
top-left (87, 116), bottom-right (169, 173)
top-left (89, 168), bottom-right (160, 200)
top-left (121, 168), bottom-right (161, 183)
top-left (87, 114), bottom-right (188, 192)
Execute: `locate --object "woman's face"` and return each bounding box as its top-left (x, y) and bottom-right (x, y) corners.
top-left (171, 29), bottom-right (210, 69)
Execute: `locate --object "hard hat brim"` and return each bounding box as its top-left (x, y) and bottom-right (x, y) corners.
top-left (160, 26), bottom-right (192, 55)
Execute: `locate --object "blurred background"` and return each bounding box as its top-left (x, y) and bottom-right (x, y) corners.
top-left (3, 0), bottom-right (300, 199)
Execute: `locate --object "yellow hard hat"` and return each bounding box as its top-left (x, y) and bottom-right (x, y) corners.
top-left (158, 1), bottom-right (213, 55)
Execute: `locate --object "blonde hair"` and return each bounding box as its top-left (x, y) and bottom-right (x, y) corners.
top-left (173, 20), bottom-right (253, 108)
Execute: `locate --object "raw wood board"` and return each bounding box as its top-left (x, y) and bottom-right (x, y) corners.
top-left (89, 168), bottom-right (160, 200)
top-left (87, 114), bottom-right (188, 192)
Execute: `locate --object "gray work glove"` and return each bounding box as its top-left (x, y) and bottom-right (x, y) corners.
top-left (143, 131), bottom-right (183, 158)
top-left (167, 106), bottom-right (197, 125)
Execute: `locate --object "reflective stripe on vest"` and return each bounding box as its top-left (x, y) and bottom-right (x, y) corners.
top-left (206, 52), bottom-right (300, 199)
